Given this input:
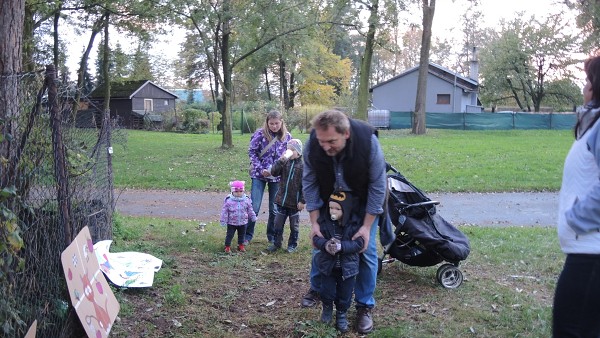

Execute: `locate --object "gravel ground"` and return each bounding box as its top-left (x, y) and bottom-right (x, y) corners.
top-left (115, 189), bottom-right (558, 227)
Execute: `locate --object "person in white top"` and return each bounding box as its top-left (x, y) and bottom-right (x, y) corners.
top-left (553, 55), bottom-right (600, 337)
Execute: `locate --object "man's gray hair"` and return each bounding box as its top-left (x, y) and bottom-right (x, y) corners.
top-left (311, 110), bottom-right (350, 134)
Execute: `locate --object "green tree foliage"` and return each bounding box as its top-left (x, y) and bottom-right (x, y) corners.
top-left (479, 13), bottom-right (580, 112)
top-left (565, 0), bottom-right (600, 53)
top-left (96, 42), bottom-right (131, 84)
top-left (174, 32), bottom-right (212, 99)
top-left (130, 41), bottom-right (155, 81)
top-left (541, 78), bottom-right (582, 112)
top-left (169, 0), bottom-right (327, 148)
top-left (297, 41), bottom-right (352, 106)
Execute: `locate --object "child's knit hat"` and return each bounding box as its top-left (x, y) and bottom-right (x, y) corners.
top-left (329, 191), bottom-right (353, 225)
top-left (230, 180), bottom-right (245, 192)
top-left (288, 139), bottom-right (303, 156)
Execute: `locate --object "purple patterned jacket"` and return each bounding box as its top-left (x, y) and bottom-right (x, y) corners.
top-left (220, 194), bottom-right (257, 226)
top-left (248, 129), bottom-right (292, 182)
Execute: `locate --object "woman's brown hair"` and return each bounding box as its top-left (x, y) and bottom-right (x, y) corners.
top-left (574, 56), bottom-right (600, 138)
top-left (261, 110), bottom-right (288, 141)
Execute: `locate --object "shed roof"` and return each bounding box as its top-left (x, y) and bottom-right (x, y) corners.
top-left (370, 62), bottom-right (478, 92)
top-left (89, 80), bottom-right (178, 99)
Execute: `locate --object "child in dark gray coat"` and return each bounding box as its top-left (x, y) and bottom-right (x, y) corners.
top-left (312, 191), bottom-right (364, 333)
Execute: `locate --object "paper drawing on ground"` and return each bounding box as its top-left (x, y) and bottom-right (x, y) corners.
top-left (61, 226), bottom-right (119, 338)
top-left (94, 240), bottom-right (163, 287)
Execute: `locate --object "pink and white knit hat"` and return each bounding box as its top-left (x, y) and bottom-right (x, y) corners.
top-left (230, 180), bottom-right (245, 192)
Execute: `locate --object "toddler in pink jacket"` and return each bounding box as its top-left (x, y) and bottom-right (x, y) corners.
top-left (220, 181), bottom-right (257, 253)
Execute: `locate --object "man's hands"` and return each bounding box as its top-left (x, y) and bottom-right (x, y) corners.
top-left (352, 213), bottom-right (376, 253)
top-left (309, 221), bottom-right (323, 242)
top-left (308, 209), bottom-right (323, 249)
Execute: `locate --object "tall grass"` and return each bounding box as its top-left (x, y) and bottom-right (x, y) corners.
top-left (112, 129), bottom-right (573, 192)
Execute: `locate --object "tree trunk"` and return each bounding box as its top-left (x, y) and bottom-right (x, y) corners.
top-left (22, 3), bottom-right (34, 72)
top-left (264, 67), bottom-right (271, 101)
top-left (71, 14), bottom-right (105, 121)
top-left (279, 55), bottom-right (290, 109)
top-left (102, 12), bottom-right (114, 237)
top-left (413, 0), bottom-right (435, 135)
top-left (0, 0), bottom-right (25, 176)
top-left (221, 0), bottom-right (233, 148)
top-left (289, 71), bottom-right (296, 109)
top-left (356, 0), bottom-right (379, 121)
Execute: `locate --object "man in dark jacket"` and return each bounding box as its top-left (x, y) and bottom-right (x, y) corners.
top-left (301, 109), bottom-right (387, 334)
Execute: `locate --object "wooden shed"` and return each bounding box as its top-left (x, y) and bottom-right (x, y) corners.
top-left (88, 80), bottom-right (178, 129)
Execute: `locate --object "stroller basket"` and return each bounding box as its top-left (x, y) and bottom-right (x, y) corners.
top-left (380, 165), bottom-right (471, 288)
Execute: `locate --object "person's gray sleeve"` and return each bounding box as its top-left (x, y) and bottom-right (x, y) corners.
top-left (302, 136), bottom-right (324, 212)
top-left (565, 123), bottom-right (600, 234)
top-left (365, 134), bottom-right (386, 216)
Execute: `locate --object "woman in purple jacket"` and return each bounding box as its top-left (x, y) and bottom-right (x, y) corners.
top-left (245, 110), bottom-right (292, 245)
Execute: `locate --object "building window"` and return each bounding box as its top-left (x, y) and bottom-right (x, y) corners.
top-left (437, 94), bottom-right (451, 104)
top-left (144, 99), bottom-right (153, 112)
top-left (164, 100), bottom-right (169, 106)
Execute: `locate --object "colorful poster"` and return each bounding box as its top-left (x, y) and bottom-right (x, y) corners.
top-left (61, 226), bottom-right (119, 338)
top-left (94, 240), bottom-right (162, 287)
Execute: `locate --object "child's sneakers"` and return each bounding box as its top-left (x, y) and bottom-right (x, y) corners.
top-left (238, 244), bottom-right (246, 252)
top-left (224, 246), bottom-right (231, 253)
top-left (287, 246), bottom-right (297, 253)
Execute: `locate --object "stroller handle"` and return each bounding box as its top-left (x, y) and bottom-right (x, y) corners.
top-left (403, 200), bottom-right (440, 209)
top-left (385, 162), bottom-right (397, 173)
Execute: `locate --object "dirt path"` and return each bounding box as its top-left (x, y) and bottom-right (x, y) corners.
top-left (115, 189), bottom-right (558, 227)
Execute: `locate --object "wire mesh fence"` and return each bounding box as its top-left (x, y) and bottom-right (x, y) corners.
top-left (1, 65), bottom-right (124, 337)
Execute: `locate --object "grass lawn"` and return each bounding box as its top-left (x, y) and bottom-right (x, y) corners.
top-left (109, 215), bottom-right (561, 337)
top-left (112, 129), bottom-right (573, 192)
top-left (107, 128), bottom-right (569, 337)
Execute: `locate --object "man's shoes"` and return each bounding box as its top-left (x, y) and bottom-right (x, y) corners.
top-left (237, 244), bottom-right (246, 252)
top-left (265, 244), bottom-right (280, 253)
top-left (356, 307), bottom-right (374, 334)
top-left (286, 246), bottom-right (297, 253)
top-left (301, 289), bottom-right (320, 308)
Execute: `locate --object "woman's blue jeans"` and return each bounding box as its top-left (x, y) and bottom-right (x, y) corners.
top-left (309, 216), bottom-right (379, 308)
top-left (245, 178), bottom-right (278, 243)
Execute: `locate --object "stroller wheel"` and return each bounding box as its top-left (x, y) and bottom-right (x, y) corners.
top-left (436, 264), bottom-right (463, 289)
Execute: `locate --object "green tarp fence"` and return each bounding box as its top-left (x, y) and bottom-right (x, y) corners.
top-left (389, 111), bottom-right (576, 130)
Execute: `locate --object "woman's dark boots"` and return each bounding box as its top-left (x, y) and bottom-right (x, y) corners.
top-left (336, 310), bottom-right (349, 333)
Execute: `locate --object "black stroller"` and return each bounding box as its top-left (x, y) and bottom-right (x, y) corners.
top-left (379, 165), bottom-right (470, 288)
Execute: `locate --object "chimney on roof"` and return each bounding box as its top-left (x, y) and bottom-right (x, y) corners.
top-left (469, 46), bottom-right (479, 83)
